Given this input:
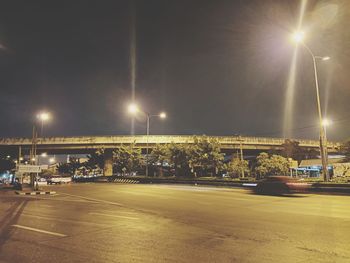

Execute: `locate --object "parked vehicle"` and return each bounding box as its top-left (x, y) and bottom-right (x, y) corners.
top-left (37, 177), bottom-right (48, 186)
top-left (47, 176), bottom-right (72, 185)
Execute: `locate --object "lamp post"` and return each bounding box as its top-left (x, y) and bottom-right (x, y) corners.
top-left (322, 118), bottom-right (332, 176)
top-left (292, 31), bottom-right (330, 181)
top-left (128, 103), bottom-right (166, 177)
top-left (30, 111), bottom-right (51, 190)
top-left (31, 111), bottom-right (51, 164)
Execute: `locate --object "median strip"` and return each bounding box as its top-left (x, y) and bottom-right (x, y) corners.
top-left (11, 224), bottom-right (67, 237)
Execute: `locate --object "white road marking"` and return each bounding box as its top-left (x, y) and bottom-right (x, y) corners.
top-left (21, 213), bottom-right (108, 227)
top-left (89, 212), bottom-right (139, 220)
top-left (29, 196), bottom-right (100, 204)
top-left (115, 190), bottom-right (171, 199)
top-left (60, 193), bottom-right (123, 206)
top-left (151, 185), bottom-right (238, 192)
top-left (12, 224), bottom-right (67, 237)
top-left (98, 210), bottom-right (138, 215)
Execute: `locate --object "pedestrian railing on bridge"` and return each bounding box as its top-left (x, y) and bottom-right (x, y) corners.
top-left (0, 135), bottom-right (341, 151)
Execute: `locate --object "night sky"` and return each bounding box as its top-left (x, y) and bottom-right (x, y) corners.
top-left (0, 0), bottom-right (349, 141)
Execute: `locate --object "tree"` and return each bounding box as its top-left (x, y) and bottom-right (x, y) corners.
top-left (255, 152), bottom-right (289, 178)
top-left (57, 157), bottom-right (82, 175)
top-left (281, 139), bottom-right (301, 160)
top-left (281, 139), bottom-right (318, 164)
top-left (150, 144), bottom-right (169, 176)
top-left (167, 143), bottom-right (192, 177)
top-left (113, 143), bottom-right (142, 175)
top-left (341, 140), bottom-right (350, 162)
top-left (0, 157), bottom-right (15, 173)
top-left (150, 144), bottom-right (168, 165)
top-left (85, 150), bottom-right (104, 170)
top-left (226, 158), bottom-right (250, 178)
top-left (190, 136), bottom-right (224, 177)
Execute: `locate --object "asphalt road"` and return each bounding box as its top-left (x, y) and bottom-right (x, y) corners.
top-left (0, 183), bottom-right (350, 263)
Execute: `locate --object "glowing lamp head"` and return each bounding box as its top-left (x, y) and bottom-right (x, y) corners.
top-left (322, 56), bottom-right (330, 61)
top-left (128, 103), bottom-right (139, 114)
top-left (41, 152), bottom-right (47, 157)
top-left (159, 112), bottom-right (166, 119)
top-left (322, 119), bottom-right (332, 127)
top-left (49, 158), bottom-right (55, 163)
top-left (292, 31), bottom-right (305, 43)
top-left (37, 112), bottom-right (50, 121)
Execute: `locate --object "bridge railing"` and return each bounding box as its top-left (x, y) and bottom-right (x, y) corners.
top-left (0, 135), bottom-right (341, 150)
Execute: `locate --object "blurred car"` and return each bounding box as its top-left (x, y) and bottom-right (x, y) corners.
top-left (47, 176), bottom-right (72, 185)
top-left (254, 176), bottom-right (310, 195)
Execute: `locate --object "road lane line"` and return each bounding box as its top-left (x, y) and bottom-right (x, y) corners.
top-left (12, 225), bottom-right (67, 237)
top-left (115, 190), bottom-right (171, 199)
top-left (89, 212), bottom-right (139, 220)
top-left (28, 196), bottom-right (100, 204)
top-left (21, 213), bottom-right (109, 227)
top-left (59, 193), bottom-right (123, 206)
top-left (98, 210), bottom-right (138, 215)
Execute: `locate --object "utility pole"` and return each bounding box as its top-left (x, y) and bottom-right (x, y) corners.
top-left (239, 136), bottom-right (244, 178)
top-left (146, 114), bottom-right (150, 177)
top-left (30, 125), bottom-right (39, 189)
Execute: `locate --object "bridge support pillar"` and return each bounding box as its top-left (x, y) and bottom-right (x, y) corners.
top-left (103, 149), bottom-right (113, 177)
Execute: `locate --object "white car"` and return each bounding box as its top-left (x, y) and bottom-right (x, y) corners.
top-left (47, 176), bottom-right (72, 185)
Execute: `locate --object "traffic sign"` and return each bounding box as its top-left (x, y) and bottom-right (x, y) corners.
top-left (17, 165), bottom-right (42, 173)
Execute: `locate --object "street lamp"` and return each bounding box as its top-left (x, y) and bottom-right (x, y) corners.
top-left (292, 31), bottom-right (330, 181)
top-left (128, 103), bottom-right (167, 177)
top-left (322, 118), bottom-right (332, 127)
top-left (37, 111), bottom-right (51, 137)
top-left (127, 103), bottom-right (139, 114)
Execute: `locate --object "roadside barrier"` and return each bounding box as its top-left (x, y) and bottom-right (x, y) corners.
top-left (15, 191), bottom-right (56, 195)
top-left (113, 178), bottom-right (139, 184)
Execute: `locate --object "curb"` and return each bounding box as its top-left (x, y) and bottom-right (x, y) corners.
top-left (15, 191), bottom-right (56, 195)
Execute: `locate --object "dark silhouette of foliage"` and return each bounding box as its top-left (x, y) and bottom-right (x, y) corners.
top-left (0, 157), bottom-right (15, 173)
top-left (113, 143), bottom-right (142, 175)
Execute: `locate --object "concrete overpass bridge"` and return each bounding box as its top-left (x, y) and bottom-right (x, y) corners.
top-left (0, 135), bottom-right (341, 153)
top-left (0, 135), bottom-right (341, 176)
